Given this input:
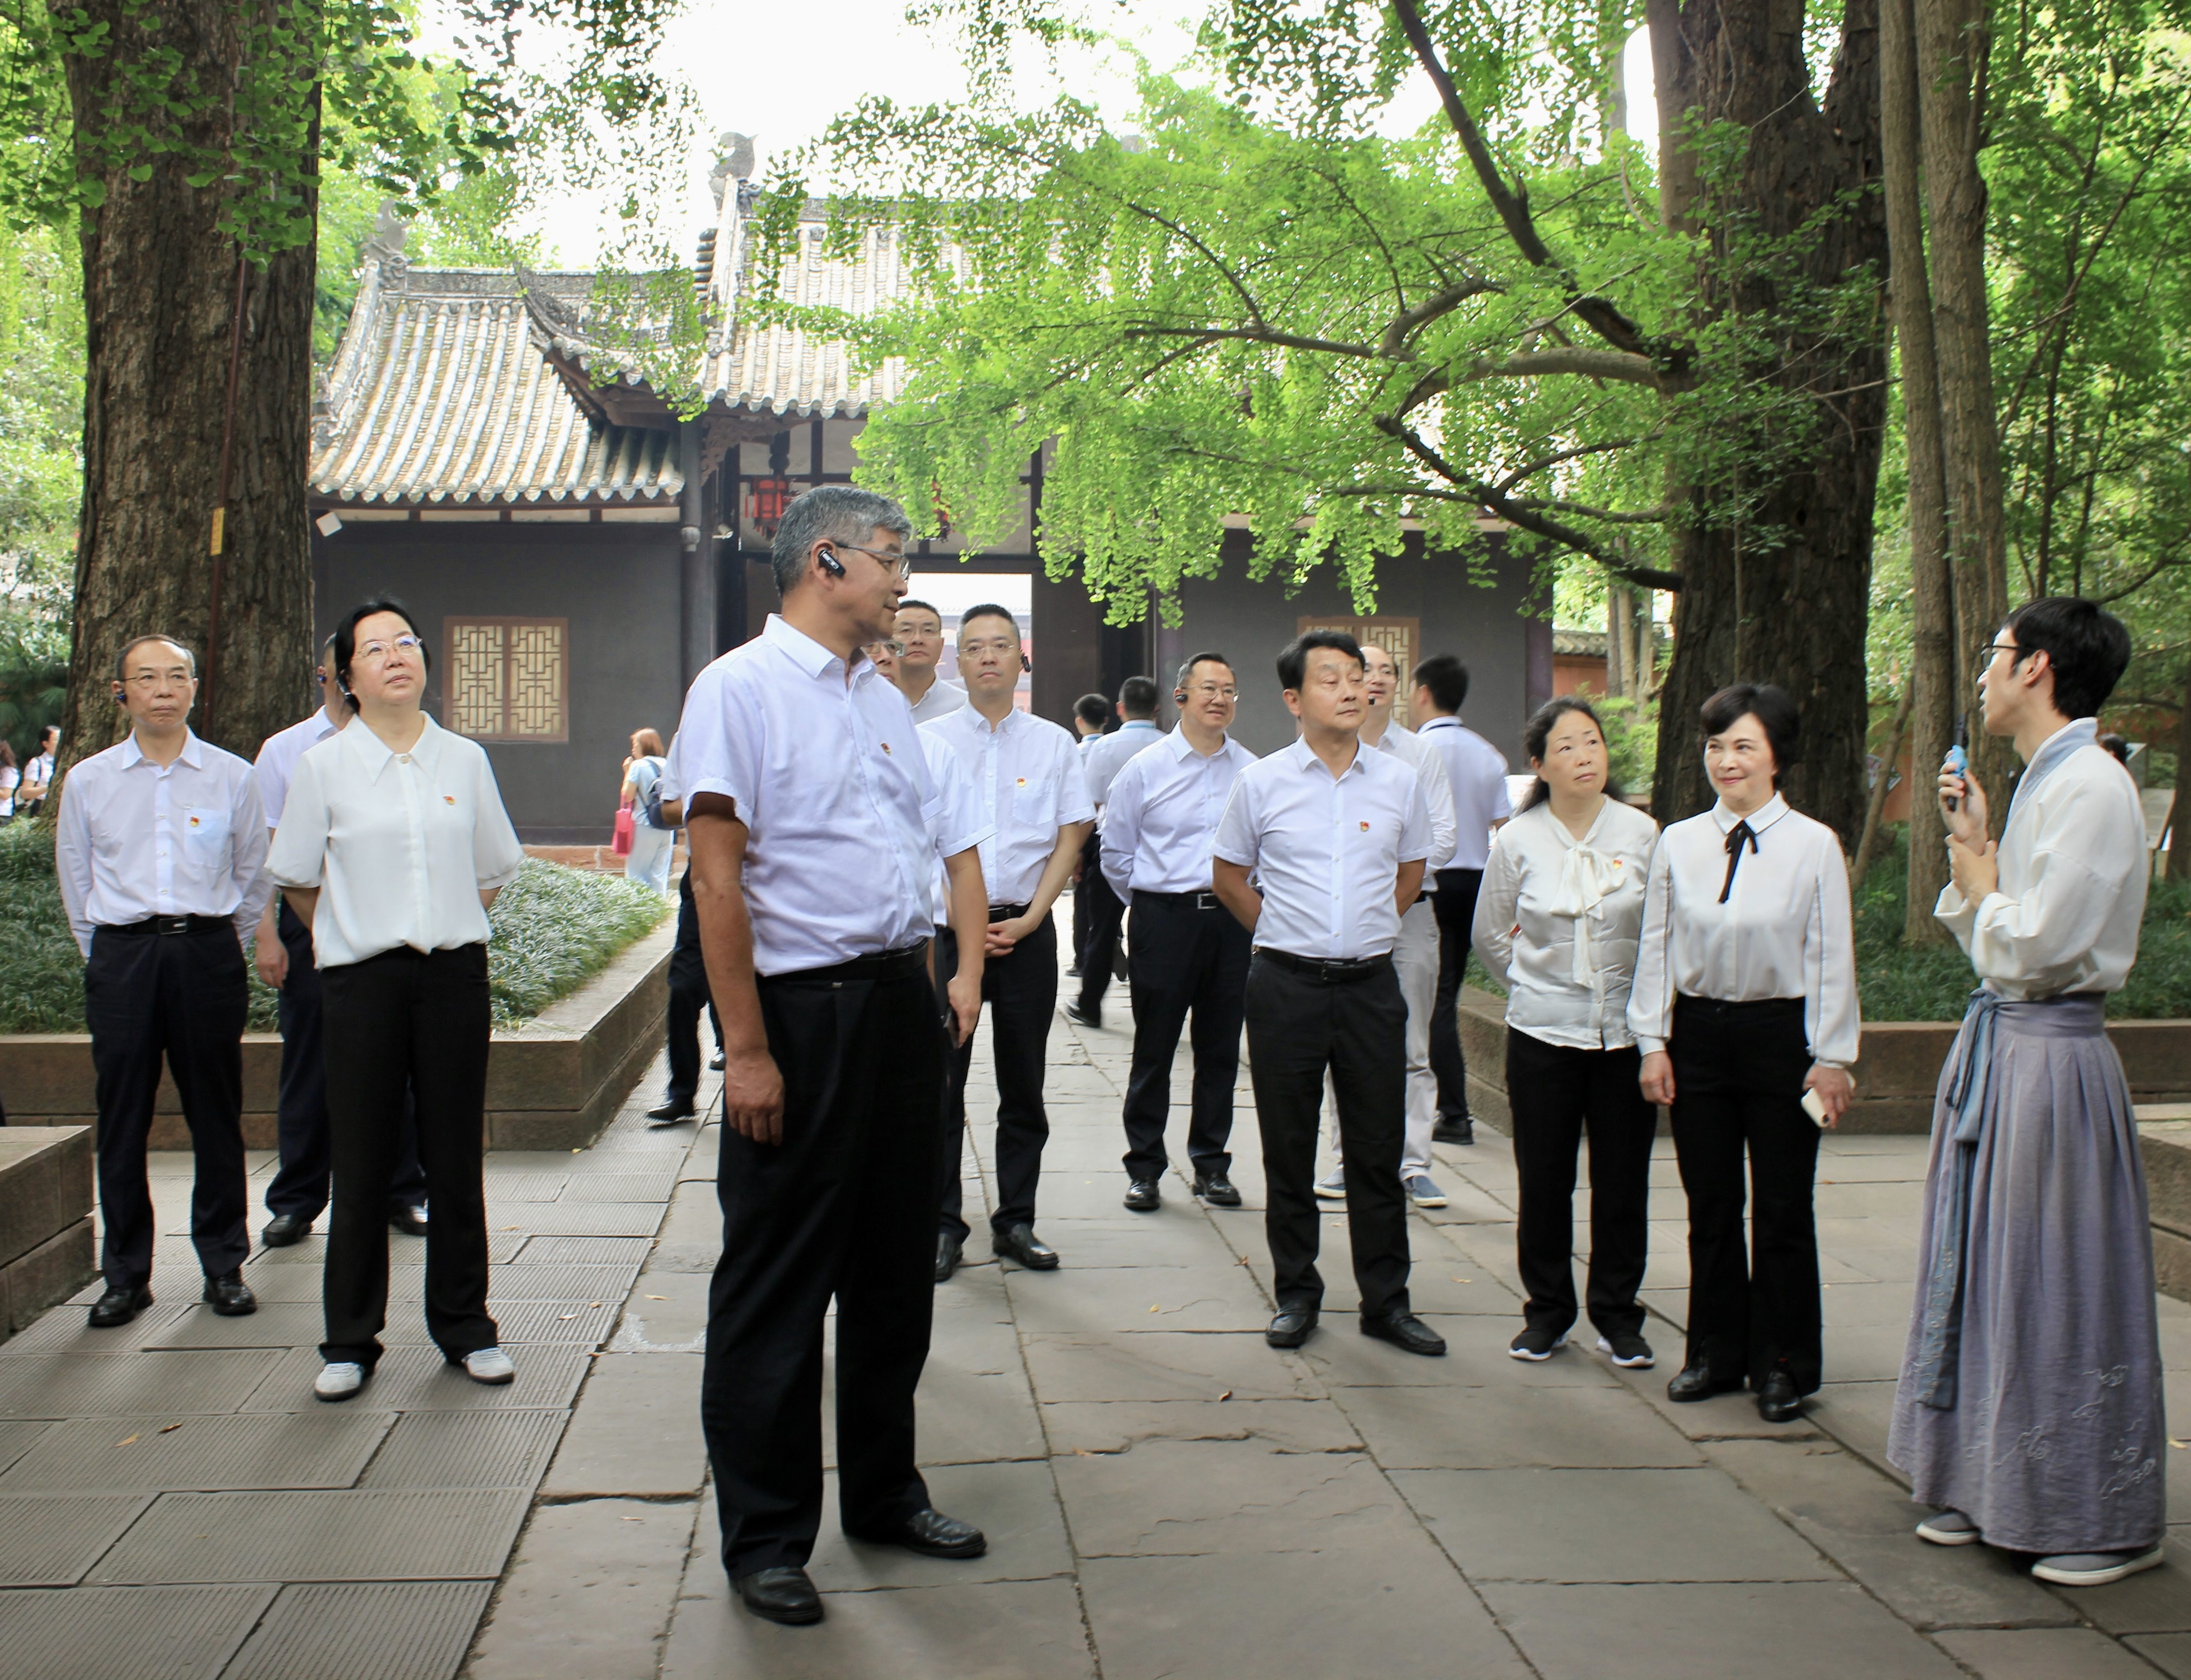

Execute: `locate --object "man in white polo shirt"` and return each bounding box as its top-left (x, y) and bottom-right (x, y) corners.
top-left (1212, 630), bottom-right (1445, 1359)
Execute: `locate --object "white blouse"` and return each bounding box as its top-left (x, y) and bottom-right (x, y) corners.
top-left (1936, 721), bottom-right (2146, 997)
top-left (268, 715), bottom-right (526, 968)
top-left (1472, 796), bottom-right (1659, 1050)
top-left (1627, 793), bottom-right (1860, 1067)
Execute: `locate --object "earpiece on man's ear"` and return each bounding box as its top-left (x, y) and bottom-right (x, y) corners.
top-left (818, 547), bottom-right (847, 578)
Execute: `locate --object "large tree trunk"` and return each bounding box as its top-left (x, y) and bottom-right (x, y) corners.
top-left (57, 5), bottom-right (316, 771)
top-left (1645, 0), bottom-right (1889, 846)
top-left (1917, 0), bottom-right (2013, 824)
top-left (1884, 0), bottom-right (1960, 942)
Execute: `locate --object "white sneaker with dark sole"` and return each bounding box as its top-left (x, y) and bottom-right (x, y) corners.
top-left (1915, 1510), bottom-right (1981, 1547)
top-left (2031, 1547), bottom-right (2165, 1586)
top-left (314, 1362), bottom-right (366, 1401)
top-left (462, 1347), bottom-right (516, 1385)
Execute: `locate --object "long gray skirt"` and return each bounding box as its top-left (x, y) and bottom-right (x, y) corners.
top-left (1887, 993), bottom-right (2165, 1553)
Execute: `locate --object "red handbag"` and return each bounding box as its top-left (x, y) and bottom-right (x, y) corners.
top-left (612, 799), bottom-right (636, 857)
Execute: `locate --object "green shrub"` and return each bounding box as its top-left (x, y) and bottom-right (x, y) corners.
top-left (0, 822), bottom-right (667, 1034)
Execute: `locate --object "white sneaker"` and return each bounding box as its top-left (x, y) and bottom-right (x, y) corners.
top-left (2030, 1546), bottom-right (2165, 1586)
top-left (1405, 1174), bottom-right (1448, 1209)
top-left (314, 1362), bottom-right (366, 1401)
top-left (1915, 1509), bottom-right (1981, 1547)
top-left (462, 1346), bottom-right (516, 1385)
top-left (1313, 1169), bottom-right (1346, 1201)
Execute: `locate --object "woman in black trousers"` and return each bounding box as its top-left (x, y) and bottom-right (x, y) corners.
top-left (267, 598), bottom-right (527, 1401)
top-left (1630, 684), bottom-right (1859, 1423)
top-left (1472, 698), bottom-right (1662, 1366)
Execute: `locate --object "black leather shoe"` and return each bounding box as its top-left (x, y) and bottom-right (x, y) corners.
top-left (1266, 1304), bottom-right (1318, 1348)
top-left (1064, 1000), bottom-right (1100, 1029)
top-left (1361, 1309), bottom-right (1447, 1357)
top-left (88, 1284), bottom-right (153, 1328)
top-left (935, 1232), bottom-right (963, 1283)
top-left (1192, 1172), bottom-right (1241, 1208)
top-left (202, 1269), bottom-right (257, 1316)
top-left (994, 1224), bottom-right (1059, 1270)
top-left (1756, 1368), bottom-right (1804, 1423)
top-left (261, 1214), bottom-right (310, 1248)
top-left (646, 1100), bottom-right (696, 1124)
top-left (1432, 1116), bottom-right (1475, 1145)
top-left (1123, 1178), bottom-right (1161, 1212)
top-left (388, 1206), bottom-right (429, 1238)
top-left (847, 1506), bottom-right (988, 1559)
top-left (709, 1048), bottom-right (726, 1071)
top-left (734, 1565), bottom-right (823, 1626)
top-left (1665, 1360), bottom-right (1745, 1402)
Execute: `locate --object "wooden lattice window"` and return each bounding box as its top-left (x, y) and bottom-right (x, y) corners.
top-left (1297, 616), bottom-right (1420, 727)
top-left (444, 617), bottom-right (569, 743)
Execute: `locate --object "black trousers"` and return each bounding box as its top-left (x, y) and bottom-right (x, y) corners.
top-left (320, 945), bottom-right (496, 1367)
top-left (663, 867), bottom-right (724, 1107)
top-left (703, 946), bottom-right (942, 1577)
top-left (1429, 868), bottom-right (1484, 1122)
top-left (1505, 1029), bottom-right (1654, 1339)
top-left (1121, 893), bottom-right (1249, 1181)
top-left (264, 899), bottom-right (425, 1223)
top-left (85, 924), bottom-right (250, 1289)
top-left (940, 909), bottom-right (1057, 1238)
top-left (1244, 953), bottom-right (1411, 1317)
top-left (1668, 995), bottom-right (1823, 1393)
top-left (1073, 836), bottom-right (1124, 1015)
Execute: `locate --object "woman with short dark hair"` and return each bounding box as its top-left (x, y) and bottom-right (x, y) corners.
top-left (1629, 682), bottom-right (1859, 1423)
top-left (268, 598), bottom-right (526, 1402)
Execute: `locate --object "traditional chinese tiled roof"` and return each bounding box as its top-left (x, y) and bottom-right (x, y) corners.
top-left (310, 264), bottom-right (683, 507)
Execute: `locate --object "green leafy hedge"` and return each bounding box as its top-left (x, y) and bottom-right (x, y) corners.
top-left (0, 822), bottom-right (668, 1033)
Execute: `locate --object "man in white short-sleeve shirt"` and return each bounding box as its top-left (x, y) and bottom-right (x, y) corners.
top-left (1210, 630), bottom-right (1445, 1361)
top-left (674, 486), bottom-right (992, 1628)
top-left (891, 598), bottom-right (967, 725)
top-left (922, 603), bottom-right (1094, 1274)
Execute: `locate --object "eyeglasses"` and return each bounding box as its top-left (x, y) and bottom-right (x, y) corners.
top-left (959, 635), bottom-right (1021, 658)
top-left (358, 634), bottom-right (422, 664)
top-left (1182, 682), bottom-right (1239, 701)
top-left (1976, 639), bottom-right (2024, 669)
top-left (834, 542), bottom-right (914, 580)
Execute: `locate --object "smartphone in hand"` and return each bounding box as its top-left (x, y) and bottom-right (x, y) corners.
top-left (1943, 744), bottom-right (1968, 813)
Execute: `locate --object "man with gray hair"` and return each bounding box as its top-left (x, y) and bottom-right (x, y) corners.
top-left (672, 485), bottom-right (992, 1627)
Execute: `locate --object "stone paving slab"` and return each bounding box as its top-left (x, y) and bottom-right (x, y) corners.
top-left (220, 1581), bottom-right (492, 1680)
top-left (0, 1409), bottom-right (392, 1493)
top-left (86, 1488), bottom-right (534, 1583)
top-left (1933, 1626), bottom-right (2172, 1678)
top-left (0, 1418), bottom-right (50, 1472)
top-left (0, 1349), bottom-right (281, 1418)
top-left (359, 1409), bottom-right (571, 1490)
top-left (539, 1351), bottom-right (706, 1498)
top-left (464, 1497), bottom-right (696, 1680)
top-left (0, 1582), bottom-right (277, 1680)
top-left (0, 1491), bottom-right (154, 1584)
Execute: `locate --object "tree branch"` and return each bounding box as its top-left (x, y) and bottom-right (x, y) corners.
top-left (1119, 323), bottom-right (1381, 359)
top-left (1378, 277), bottom-right (1503, 358)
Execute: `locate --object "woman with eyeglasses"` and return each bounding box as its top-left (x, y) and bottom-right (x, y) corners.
top-left (268, 598), bottom-right (526, 1402)
top-left (1629, 683), bottom-right (1859, 1425)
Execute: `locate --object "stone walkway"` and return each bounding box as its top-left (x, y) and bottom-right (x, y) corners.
top-left (6, 941), bottom-right (2191, 1677)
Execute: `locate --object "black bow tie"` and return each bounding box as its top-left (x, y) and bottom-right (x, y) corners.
top-left (1719, 820), bottom-right (1758, 904)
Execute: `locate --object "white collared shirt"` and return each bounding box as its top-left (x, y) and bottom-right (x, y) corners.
top-left (1212, 737), bottom-right (1433, 960)
top-left (1079, 718), bottom-right (1165, 810)
top-left (267, 715), bottom-right (525, 968)
top-left (906, 678), bottom-right (967, 727)
top-left (1365, 722), bottom-right (1457, 895)
top-left (922, 704), bottom-right (1094, 906)
top-left (921, 728), bottom-right (994, 926)
top-left (1936, 720), bottom-right (2146, 997)
top-left (1417, 715), bottom-right (1512, 870)
top-left (55, 730), bottom-right (272, 957)
top-left (671, 615), bottom-right (944, 975)
top-left (1473, 797), bottom-right (1660, 1050)
top-left (1101, 728), bottom-right (1258, 898)
top-left (1628, 792), bottom-right (1860, 1066)
top-left (253, 705), bottom-right (342, 829)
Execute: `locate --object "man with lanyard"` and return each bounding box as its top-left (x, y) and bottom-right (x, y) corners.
top-left (1315, 641), bottom-right (1457, 1209)
top-left (893, 598), bottom-right (967, 725)
top-left (1891, 596), bottom-right (2163, 1590)
top-left (1412, 654), bottom-right (1511, 1144)
top-left (924, 604), bottom-right (1094, 1272)
top-left (1101, 653), bottom-right (1256, 1212)
top-left (1064, 674), bottom-right (1164, 1030)
top-left (253, 635), bottom-right (431, 1241)
top-left (677, 486), bottom-right (990, 1628)
top-left (56, 635), bottom-right (270, 1327)
top-left (1212, 630), bottom-right (1445, 1359)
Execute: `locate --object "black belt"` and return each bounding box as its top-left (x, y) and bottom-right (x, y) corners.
top-left (987, 902), bottom-right (1031, 922)
top-left (1138, 889), bottom-right (1224, 912)
top-left (100, 914), bottom-right (232, 938)
top-left (762, 942), bottom-right (929, 986)
top-left (1674, 994), bottom-right (1805, 1020)
top-left (1255, 948), bottom-right (1392, 982)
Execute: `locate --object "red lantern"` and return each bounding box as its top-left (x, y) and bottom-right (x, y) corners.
top-left (747, 476), bottom-right (793, 533)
